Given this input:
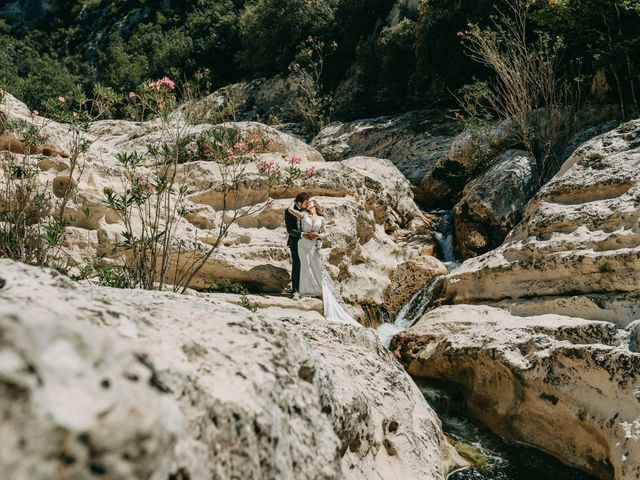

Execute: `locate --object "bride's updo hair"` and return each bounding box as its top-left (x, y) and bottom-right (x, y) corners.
top-left (310, 200), bottom-right (324, 217)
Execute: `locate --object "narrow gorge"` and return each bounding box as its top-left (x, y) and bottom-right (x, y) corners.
top-left (1, 1), bottom-right (640, 479)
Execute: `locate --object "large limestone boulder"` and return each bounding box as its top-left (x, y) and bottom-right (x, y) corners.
top-left (311, 110), bottom-right (460, 185)
top-left (0, 304), bottom-right (181, 479)
top-left (443, 119), bottom-right (640, 313)
top-left (391, 304), bottom-right (640, 480)
top-left (0, 259), bottom-right (462, 479)
top-left (452, 149), bottom-right (540, 259)
top-left (184, 75), bottom-right (303, 125)
top-left (417, 121), bottom-right (517, 207)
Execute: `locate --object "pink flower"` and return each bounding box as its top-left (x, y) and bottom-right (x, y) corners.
top-left (129, 91), bottom-right (137, 98)
top-left (31, 110), bottom-right (38, 119)
top-left (234, 141), bottom-right (245, 150)
top-left (57, 96), bottom-right (66, 104)
top-left (305, 166), bottom-right (317, 178)
top-left (289, 155), bottom-right (302, 165)
top-left (155, 76), bottom-right (176, 91)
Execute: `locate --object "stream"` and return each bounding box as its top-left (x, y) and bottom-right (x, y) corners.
top-left (420, 381), bottom-right (597, 480)
top-left (376, 210), bottom-right (596, 480)
top-left (376, 209), bottom-right (456, 347)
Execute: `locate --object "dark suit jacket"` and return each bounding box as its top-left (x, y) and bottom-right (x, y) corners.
top-left (285, 205), bottom-right (303, 248)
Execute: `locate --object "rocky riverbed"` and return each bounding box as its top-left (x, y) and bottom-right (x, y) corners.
top-left (2, 85), bottom-right (640, 480)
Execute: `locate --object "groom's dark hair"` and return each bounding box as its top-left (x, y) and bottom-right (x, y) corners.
top-left (295, 192), bottom-right (310, 205)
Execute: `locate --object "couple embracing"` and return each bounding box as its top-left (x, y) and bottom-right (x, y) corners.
top-left (284, 192), bottom-right (358, 326)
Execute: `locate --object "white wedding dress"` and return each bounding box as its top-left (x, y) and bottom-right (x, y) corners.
top-left (297, 215), bottom-right (359, 326)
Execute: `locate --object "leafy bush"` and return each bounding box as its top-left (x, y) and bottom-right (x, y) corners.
top-left (351, 18), bottom-right (418, 115)
top-left (530, 0), bottom-right (640, 116)
top-left (0, 87), bottom-right (108, 270)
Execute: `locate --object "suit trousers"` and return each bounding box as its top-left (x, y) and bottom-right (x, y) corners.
top-left (289, 241), bottom-right (301, 293)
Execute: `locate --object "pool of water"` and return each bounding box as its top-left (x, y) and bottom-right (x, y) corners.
top-left (418, 381), bottom-right (598, 480)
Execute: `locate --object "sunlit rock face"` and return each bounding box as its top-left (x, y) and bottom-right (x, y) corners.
top-left (443, 119), bottom-right (640, 314)
top-left (391, 304), bottom-right (640, 480)
top-left (0, 259), bottom-right (462, 480)
top-left (0, 93), bottom-right (437, 305)
top-left (312, 110), bottom-right (460, 185)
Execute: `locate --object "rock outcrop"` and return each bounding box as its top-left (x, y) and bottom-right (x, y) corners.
top-left (185, 76), bottom-right (304, 126)
top-left (391, 304), bottom-right (640, 480)
top-left (452, 149), bottom-right (539, 259)
top-left (383, 255), bottom-right (447, 319)
top-left (0, 259), bottom-right (462, 480)
top-left (311, 110), bottom-right (460, 185)
top-left (443, 119), bottom-right (640, 312)
top-left (417, 121), bottom-right (518, 208)
top-left (0, 92), bottom-right (437, 306)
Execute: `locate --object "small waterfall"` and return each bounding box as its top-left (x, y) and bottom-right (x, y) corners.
top-left (432, 210), bottom-right (460, 271)
top-left (377, 276), bottom-right (444, 348)
top-left (361, 304), bottom-right (390, 328)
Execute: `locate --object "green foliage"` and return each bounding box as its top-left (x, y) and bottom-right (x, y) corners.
top-left (206, 278), bottom-right (248, 294)
top-left (205, 279), bottom-right (258, 312)
top-left (530, 0), bottom-right (640, 115)
top-left (0, 34), bottom-right (79, 113)
top-left (239, 294), bottom-right (258, 312)
top-left (1, 0), bottom-right (639, 122)
top-left (351, 18), bottom-right (418, 115)
top-left (414, 0), bottom-right (494, 103)
top-left (238, 0), bottom-right (338, 74)
top-left (288, 36), bottom-right (338, 134)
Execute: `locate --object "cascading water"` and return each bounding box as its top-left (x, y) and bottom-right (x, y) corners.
top-left (432, 209), bottom-right (460, 271)
top-left (361, 304), bottom-right (390, 328)
top-left (377, 276), bottom-right (444, 347)
top-left (377, 210), bottom-right (461, 347)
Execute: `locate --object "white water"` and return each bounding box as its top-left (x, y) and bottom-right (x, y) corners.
top-left (432, 210), bottom-right (460, 271)
top-left (377, 276), bottom-right (443, 347)
top-left (377, 210), bottom-right (461, 347)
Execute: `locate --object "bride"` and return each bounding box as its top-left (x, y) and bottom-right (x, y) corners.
top-left (287, 200), bottom-right (359, 326)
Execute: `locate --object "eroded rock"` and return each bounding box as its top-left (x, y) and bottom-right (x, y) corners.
top-left (0, 304), bottom-right (181, 479)
top-left (0, 259), bottom-right (462, 480)
top-left (443, 119), bottom-right (640, 311)
top-left (417, 121), bottom-right (518, 208)
top-left (1, 93), bottom-right (437, 305)
top-left (311, 110), bottom-right (460, 185)
top-left (452, 149), bottom-right (539, 259)
top-left (391, 304), bottom-right (640, 480)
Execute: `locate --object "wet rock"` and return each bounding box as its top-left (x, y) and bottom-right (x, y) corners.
top-left (383, 256), bottom-right (448, 318)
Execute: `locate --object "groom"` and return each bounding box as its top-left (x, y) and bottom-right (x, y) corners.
top-left (285, 192), bottom-right (317, 300)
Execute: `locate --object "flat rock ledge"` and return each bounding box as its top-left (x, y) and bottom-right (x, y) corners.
top-left (0, 259), bottom-right (462, 480)
top-left (391, 304), bottom-right (640, 480)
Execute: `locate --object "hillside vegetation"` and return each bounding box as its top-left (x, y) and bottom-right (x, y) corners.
top-left (0, 0), bottom-right (639, 119)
